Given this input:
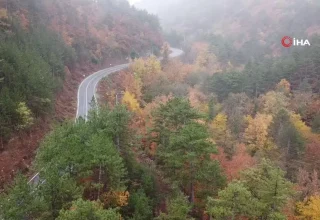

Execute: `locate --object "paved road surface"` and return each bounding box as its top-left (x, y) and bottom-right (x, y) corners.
top-left (28, 48), bottom-right (183, 184)
top-left (76, 48), bottom-right (184, 120)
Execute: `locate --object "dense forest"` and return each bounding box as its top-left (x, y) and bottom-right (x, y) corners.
top-left (138, 0), bottom-right (320, 64)
top-left (1, 0), bottom-right (320, 219)
top-left (0, 0), bottom-right (162, 145)
top-left (0, 0), bottom-right (163, 185)
top-left (2, 41), bottom-right (320, 218)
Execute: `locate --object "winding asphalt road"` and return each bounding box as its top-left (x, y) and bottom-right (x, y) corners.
top-left (76, 48), bottom-right (184, 120)
top-left (28, 48), bottom-right (183, 184)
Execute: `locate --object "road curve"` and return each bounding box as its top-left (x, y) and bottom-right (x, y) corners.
top-left (28, 48), bottom-right (183, 185)
top-left (76, 48), bottom-right (184, 120)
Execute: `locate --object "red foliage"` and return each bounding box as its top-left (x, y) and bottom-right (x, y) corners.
top-left (162, 60), bottom-right (194, 83)
top-left (211, 144), bottom-right (256, 181)
top-left (304, 141), bottom-right (320, 173)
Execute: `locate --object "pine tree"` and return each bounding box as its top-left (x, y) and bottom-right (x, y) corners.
top-left (57, 199), bottom-right (121, 220)
top-left (155, 192), bottom-right (194, 220)
top-left (0, 174), bottom-right (45, 219)
top-left (38, 169), bottom-right (82, 219)
top-left (241, 159), bottom-right (294, 219)
top-left (128, 189), bottom-right (153, 220)
top-left (152, 98), bottom-right (202, 146)
top-left (158, 122), bottom-right (226, 203)
top-left (206, 181), bottom-right (261, 220)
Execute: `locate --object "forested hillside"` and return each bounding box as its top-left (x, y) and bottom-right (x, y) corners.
top-left (2, 38), bottom-right (320, 218)
top-left (1, 0), bottom-right (320, 219)
top-left (0, 0), bottom-right (162, 187)
top-left (94, 38), bottom-right (320, 218)
top-left (137, 0), bottom-right (320, 64)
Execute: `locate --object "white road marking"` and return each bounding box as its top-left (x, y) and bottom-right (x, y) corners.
top-left (30, 49), bottom-right (184, 184)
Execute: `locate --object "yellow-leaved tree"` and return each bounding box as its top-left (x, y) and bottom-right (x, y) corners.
top-left (145, 56), bottom-right (161, 75)
top-left (276, 79), bottom-right (291, 95)
top-left (244, 113), bottom-right (274, 155)
top-left (193, 42), bottom-right (219, 72)
top-left (131, 58), bottom-right (146, 78)
top-left (16, 102), bottom-right (34, 130)
top-left (211, 113), bottom-right (235, 157)
top-left (122, 91), bottom-right (140, 113)
top-left (0, 8), bottom-right (8, 19)
top-left (259, 91), bottom-right (289, 116)
top-left (130, 56), bottom-right (161, 89)
top-left (290, 113), bottom-right (318, 141)
top-left (297, 196), bottom-right (320, 219)
top-left (211, 113), bottom-right (228, 144)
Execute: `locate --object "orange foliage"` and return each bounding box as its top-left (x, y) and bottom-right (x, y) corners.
top-left (141, 95), bottom-right (173, 128)
top-left (139, 95), bottom-right (173, 155)
top-left (190, 42), bottom-right (222, 73)
top-left (211, 144), bottom-right (256, 181)
top-left (14, 0), bottom-right (162, 61)
top-left (276, 79), bottom-right (291, 94)
top-left (297, 169), bottom-right (320, 200)
top-left (304, 141), bottom-right (320, 173)
top-left (115, 71), bottom-right (142, 101)
top-left (162, 60), bottom-right (195, 83)
top-left (283, 199), bottom-right (299, 220)
top-left (102, 191), bottom-right (130, 208)
top-left (306, 98), bottom-right (320, 119)
top-left (188, 87), bottom-right (208, 112)
top-left (192, 42), bottom-right (209, 55)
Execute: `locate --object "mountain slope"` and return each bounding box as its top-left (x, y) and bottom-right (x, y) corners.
top-left (5, 0), bottom-right (163, 61)
top-left (0, 0), bottom-right (163, 187)
top-left (136, 0), bottom-right (320, 60)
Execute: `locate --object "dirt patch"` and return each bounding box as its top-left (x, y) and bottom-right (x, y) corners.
top-left (0, 118), bottom-right (50, 190)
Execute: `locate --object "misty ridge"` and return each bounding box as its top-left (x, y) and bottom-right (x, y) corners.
top-left (136, 0), bottom-right (320, 50)
top-left (1, 0), bottom-right (320, 219)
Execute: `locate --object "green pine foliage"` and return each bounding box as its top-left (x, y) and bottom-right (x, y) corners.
top-left (206, 181), bottom-right (261, 219)
top-left (57, 199), bottom-right (121, 220)
top-left (0, 174), bottom-right (45, 219)
top-left (154, 98), bottom-right (226, 203)
top-left (0, 107), bottom-right (132, 219)
top-left (152, 98), bottom-right (203, 146)
top-left (311, 114), bottom-right (320, 134)
top-left (155, 192), bottom-right (194, 220)
top-left (0, 20), bottom-right (75, 145)
top-left (207, 159), bottom-right (294, 220)
top-left (205, 36), bottom-right (320, 101)
top-left (128, 189), bottom-right (153, 220)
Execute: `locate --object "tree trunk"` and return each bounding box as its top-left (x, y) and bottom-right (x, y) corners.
top-left (190, 161), bottom-right (195, 203)
top-left (0, 137), bottom-right (3, 151)
top-left (287, 138), bottom-right (291, 156)
top-left (97, 164), bottom-right (102, 200)
top-left (190, 181), bottom-right (195, 204)
top-left (116, 135), bottom-right (120, 151)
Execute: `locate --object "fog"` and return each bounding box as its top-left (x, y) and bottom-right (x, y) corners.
top-left (133, 0), bottom-right (320, 49)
